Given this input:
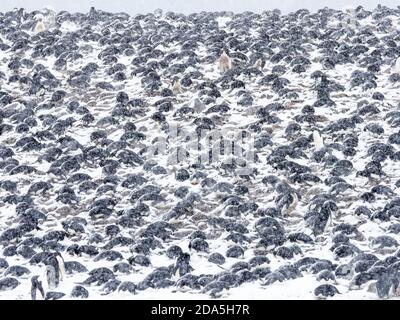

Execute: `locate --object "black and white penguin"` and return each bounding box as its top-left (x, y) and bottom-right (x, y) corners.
top-left (31, 275), bottom-right (45, 300)
top-left (43, 252), bottom-right (65, 288)
top-left (45, 265), bottom-right (59, 290)
top-left (174, 253), bottom-right (194, 277)
top-left (55, 252), bottom-right (65, 282)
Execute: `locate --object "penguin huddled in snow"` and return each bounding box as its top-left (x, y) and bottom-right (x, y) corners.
top-left (277, 191), bottom-right (299, 217)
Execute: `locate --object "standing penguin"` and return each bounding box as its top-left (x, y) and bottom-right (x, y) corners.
top-left (154, 8), bottom-right (163, 18)
top-left (31, 275), bottom-right (45, 300)
top-left (286, 192), bottom-right (298, 216)
top-left (218, 50), bottom-right (232, 73)
top-left (43, 6), bottom-right (57, 29)
top-left (313, 130), bottom-right (324, 151)
top-left (394, 56), bottom-right (400, 74)
top-left (192, 98), bottom-right (205, 113)
top-left (174, 252), bottom-right (194, 277)
top-left (45, 265), bottom-right (59, 289)
top-left (172, 77), bottom-right (183, 95)
top-left (44, 252), bottom-right (65, 287)
top-left (54, 252), bottom-right (65, 282)
top-left (31, 254), bottom-right (64, 300)
top-left (376, 274), bottom-right (393, 299)
top-left (253, 58), bottom-right (264, 70)
top-left (34, 14), bottom-right (46, 33)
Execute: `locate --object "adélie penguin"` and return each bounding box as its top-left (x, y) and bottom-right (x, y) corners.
top-left (31, 275), bottom-right (45, 300)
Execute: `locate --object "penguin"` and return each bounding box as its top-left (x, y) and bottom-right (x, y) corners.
top-left (253, 58), bottom-right (264, 70)
top-left (154, 8), bottom-right (163, 19)
top-left (394, 56), bottom-right (400, 74)
top-left (218, 50), bottom-right (232, 73)
top-left (45, 265), bottom-right (59, 290)
top-left (313, 130), bottom-right (324, 151)
top-left (54, 252), bottom-right (65, 282)
top-left (174, 253), bottom-right (194, 277)
top-left (43, 252), bottom-right (65, 287)
top-left (376, 274), bottom-right (393, 299)
top-left (286, 192), bottom-right (298, 216)
top-left (277, 191), bottom-right (299, 217)
top-left (43, 6), bottom-right (57, 29)
top-left (172, 77), bottom-right (183, 95)
top-left (192, 98), bottom-right (205, 113)
top-left (31, 275), bottom-right (45, 300)
top-left (34, 14), bottom-right (46, 33)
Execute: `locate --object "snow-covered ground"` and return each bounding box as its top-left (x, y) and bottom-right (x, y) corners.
top-left (1, 6), bottom-right (400, 300)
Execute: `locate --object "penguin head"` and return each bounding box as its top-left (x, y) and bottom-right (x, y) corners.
top-left (34, 14), bottom-right (44, 21)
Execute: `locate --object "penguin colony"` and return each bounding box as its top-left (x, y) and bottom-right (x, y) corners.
top-left (1, 6), bottom-right (400, 300)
